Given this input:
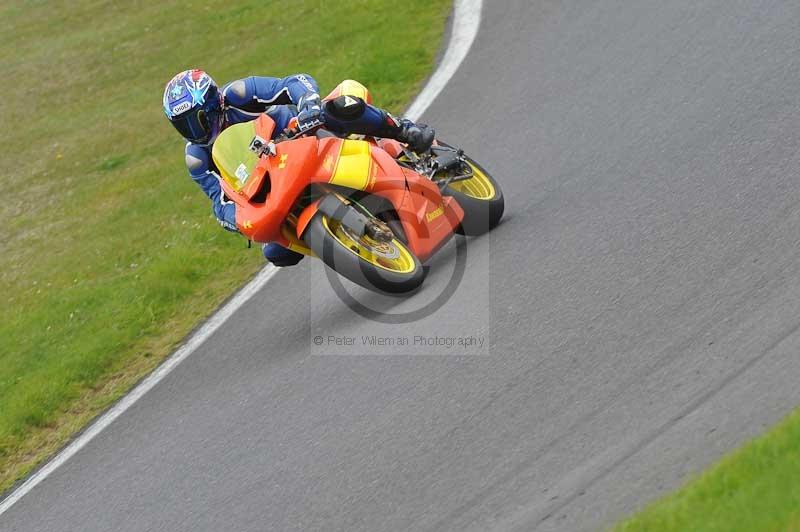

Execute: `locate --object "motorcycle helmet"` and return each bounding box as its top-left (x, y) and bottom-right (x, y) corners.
top-left (163, 69), bottom-right (223, 145)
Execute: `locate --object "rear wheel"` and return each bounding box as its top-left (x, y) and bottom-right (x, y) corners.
top-left (440, 149), bottom-right (504, 235)
top-left (303, 211), bottom-right (426, 294)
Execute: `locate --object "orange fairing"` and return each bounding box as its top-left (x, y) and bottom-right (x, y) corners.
top-left (295, 198), bottom-right (321, 238)
top-left (210, 113), bottom-right (463, 262)
top-left (378, 138), bottom-right (404, 159)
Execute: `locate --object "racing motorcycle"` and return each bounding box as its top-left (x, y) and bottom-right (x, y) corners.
top-left (211, 111), bottom-right (504, 294)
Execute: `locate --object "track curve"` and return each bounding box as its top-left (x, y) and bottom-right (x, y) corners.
top-left (5, 1), bottom-right (800, 531)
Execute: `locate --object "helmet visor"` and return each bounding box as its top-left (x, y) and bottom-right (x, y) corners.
top-left (171, 109), bottom-right (213, 144)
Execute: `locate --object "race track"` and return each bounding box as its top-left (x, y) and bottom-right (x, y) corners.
top-left (5, 1), bottom-right (800, 530)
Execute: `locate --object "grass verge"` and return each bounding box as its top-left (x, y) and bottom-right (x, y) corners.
top-left (613, 407), bottom-right (800, 532)
top-left (0, 0), bottom-right (452, 495)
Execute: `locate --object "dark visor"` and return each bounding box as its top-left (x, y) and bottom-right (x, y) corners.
top-left (171, 109), bottom-right (211, 143)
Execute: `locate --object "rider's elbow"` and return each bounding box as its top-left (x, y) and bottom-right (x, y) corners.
top-left (293, 73), bottom-right (318, 93)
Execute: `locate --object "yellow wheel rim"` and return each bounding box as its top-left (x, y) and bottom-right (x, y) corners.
top-left (322, 217), bottom-right (417, 274)
top-left (448, 161), bottom-right (496, 200)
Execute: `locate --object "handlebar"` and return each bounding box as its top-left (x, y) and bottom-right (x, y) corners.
top-left (248, 119), bottom-right (325, 158)
top-left (274, 119), bottom-right (324, 143)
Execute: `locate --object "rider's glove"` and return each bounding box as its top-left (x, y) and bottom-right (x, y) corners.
top-left (398, 119), bottom-right (435, 153)
top-left (296, 92), bottom-right (324, 130)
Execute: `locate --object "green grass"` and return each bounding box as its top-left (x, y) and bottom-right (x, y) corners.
top-left (613, 407), bottom-right (800, 532)
top-left (0, 0), bottom-right (451, 493)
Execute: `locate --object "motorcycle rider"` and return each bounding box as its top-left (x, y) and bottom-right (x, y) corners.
top-left (162, 69), bottom-right (434, 266)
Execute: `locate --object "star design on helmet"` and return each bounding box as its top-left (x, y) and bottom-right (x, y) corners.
top-left (170, 84), bottom-right (183, 98)
top-left (185, 78), bottom-right (210, 106)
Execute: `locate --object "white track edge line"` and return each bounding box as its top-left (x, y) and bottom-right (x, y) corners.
top-left (0, 0), bottom-right (483, 516)
top-left (406, 0), bottom-right (482, 122)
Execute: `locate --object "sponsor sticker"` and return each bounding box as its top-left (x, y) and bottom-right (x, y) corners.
top-left (297, 74), bottom-right (314, 91)
top-left (235, 163), bottom-right (250, 182)
top-left (171, 101), bottom-right (191, 115)
top-left (426, 204), bottom-right (445, 222)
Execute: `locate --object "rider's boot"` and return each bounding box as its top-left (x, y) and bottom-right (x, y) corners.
top-left (263, 242), bottom-right (304, 267)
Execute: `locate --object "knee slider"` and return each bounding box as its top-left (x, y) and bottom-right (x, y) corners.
top-left (325, 95), bottom-right (366, 121)
top-left (263, 243), bottom-right (304, 267)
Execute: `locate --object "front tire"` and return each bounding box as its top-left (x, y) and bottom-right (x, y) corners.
top-left (303, 212), bottom-right (426, 294)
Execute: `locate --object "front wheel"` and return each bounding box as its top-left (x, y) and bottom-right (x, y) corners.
top-left (439, 144), bottom-right (504, 235)
top-left (303, 212), bottom-right (426, 294)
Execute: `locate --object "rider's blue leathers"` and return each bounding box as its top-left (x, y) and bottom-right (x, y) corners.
top-left (185, 74), bottom-right (399, 266)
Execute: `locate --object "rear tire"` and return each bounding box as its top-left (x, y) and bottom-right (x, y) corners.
top-left (439, 144), bottom-right (504, 236)
top-left (303, 212), bottom-right (426, 294)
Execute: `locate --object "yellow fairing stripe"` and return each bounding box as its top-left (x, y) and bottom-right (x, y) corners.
top-left (339, 79), bottom-right (368, 100)
top-left (329, 140), bottom-right (371, 190)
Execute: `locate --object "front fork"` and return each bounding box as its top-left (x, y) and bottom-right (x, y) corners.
top-left (295, 186), bottom-right (393, 243)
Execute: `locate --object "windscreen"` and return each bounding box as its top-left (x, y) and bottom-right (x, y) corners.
top-left (211, 121), bottom-right (261, 191)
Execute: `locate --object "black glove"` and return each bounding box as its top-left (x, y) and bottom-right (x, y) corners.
top-left (398, 119), bottom-right (435, 153)
top-left (296, 92), bottom-right (324, 130)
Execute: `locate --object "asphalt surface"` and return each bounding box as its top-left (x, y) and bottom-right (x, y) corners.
top-left (5, 1), bottom-right (800, 530)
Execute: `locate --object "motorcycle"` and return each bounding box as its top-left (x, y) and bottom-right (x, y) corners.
top-left (211, 110), bottom-right (504, 294)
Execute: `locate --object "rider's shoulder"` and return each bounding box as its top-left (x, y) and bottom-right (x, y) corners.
top-left (222, 76), bottom-right (273, 99)
top-left (222, 79), bottom-right (248, 101)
